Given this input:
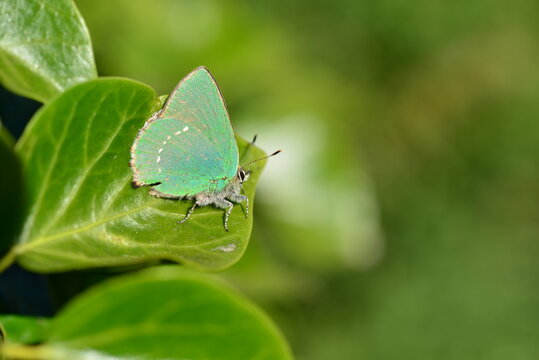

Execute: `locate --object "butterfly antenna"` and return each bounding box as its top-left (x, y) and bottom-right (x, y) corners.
top-left (241, 150), bottom-right (282, 170)
top-left (240, 134), bottom-right (258, 164)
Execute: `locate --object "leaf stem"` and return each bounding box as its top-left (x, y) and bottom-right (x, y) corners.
top-left (0, 248), bottom-right (16, 273)
top-left (2, 343), bottom-right (49, 360)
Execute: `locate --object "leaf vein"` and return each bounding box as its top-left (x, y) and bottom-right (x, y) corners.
top-left (18, 95), bottom-right (78, 243)
top-left (39, 95), bottom-right (128, 237)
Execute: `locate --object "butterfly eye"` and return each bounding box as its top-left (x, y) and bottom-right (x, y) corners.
top-left (238, 169), bottom-right (250, 182)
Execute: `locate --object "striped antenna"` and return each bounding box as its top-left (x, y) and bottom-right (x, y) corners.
top-left (241, 150), bottom-right (282, 169)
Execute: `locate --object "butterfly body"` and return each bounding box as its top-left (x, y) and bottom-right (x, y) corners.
top-left (130, 67), bottom-right (249, 230)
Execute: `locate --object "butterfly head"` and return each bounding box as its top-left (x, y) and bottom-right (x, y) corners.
top-left (237, 168), bottom-right (251, 184)
top-left (237, 135), bottom-right (281, 186)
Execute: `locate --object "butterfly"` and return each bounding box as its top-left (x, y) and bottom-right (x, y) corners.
top-left (130, 66), bottom-right (278, 231)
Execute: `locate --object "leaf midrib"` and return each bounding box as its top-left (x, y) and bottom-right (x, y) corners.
top-left (17, 198), bottom-right (162, 253)
top-left (16, 197), bottom-right (243, 255)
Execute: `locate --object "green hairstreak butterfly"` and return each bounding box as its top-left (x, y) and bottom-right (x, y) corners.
top-left (130, 66), bottom-right (279, 231)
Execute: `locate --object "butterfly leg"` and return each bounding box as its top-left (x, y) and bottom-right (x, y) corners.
top-left (212, 198), bottom-right (234, 231)
top-left (229, 194), bottom-right (249, 217)
top-left (178, 202), bottom-right (197, 225)
top-left (224, 202), bottom-right (234, 231)
top-left (222, 200), bottom-right (235, 232)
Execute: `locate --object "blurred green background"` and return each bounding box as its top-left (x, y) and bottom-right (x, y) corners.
top-left (74, 0), bottom-right (539, 358)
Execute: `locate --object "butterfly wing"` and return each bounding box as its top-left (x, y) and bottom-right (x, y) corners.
top-left (130, 67), bottom-right (238, 196)
top-left (161, 66), bottom-right (238, 176)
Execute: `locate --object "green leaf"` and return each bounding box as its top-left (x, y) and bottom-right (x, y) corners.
top-left (13, 78), bottom-right (265, 273)
top-left (0, 315), bottom-right (49, 345)
top-left (0, 267), bottom-right (291, 360)
top-left (44, 266), bottom-right (292, 360)
top-left (0, 123), bottom-right (24, 257)
top-left (0, 0), bottom-right (97, 103)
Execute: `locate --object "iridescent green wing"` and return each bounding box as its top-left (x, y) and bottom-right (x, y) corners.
top-left (130, 67), bottom-right (238, 196)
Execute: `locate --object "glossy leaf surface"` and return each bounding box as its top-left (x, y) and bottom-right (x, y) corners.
top-left (0, 315), bottom-right (49, 345)
top-left (46, 267), bottom-right (292, 360)
top-left (0, 0), bottom-right (97, 102)
top-left (14, 78), bottom-right (264, 273)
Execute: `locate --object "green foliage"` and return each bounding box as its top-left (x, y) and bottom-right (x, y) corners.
top-left (12, 0), bottom-right (539, 358)
top-left (0, 1), bottom-right (290, 359)
top-left (0, 315), bottom-right (49, 345)
top-left (0, 0), bottom-right (96, 103)
top-left (2, 267), bottom-right (291, 360)
top-left (11, 78), bottom-right (263, 273)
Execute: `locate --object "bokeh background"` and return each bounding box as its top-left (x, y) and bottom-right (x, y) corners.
top-left (4, 0), bottom-right (539, 358)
